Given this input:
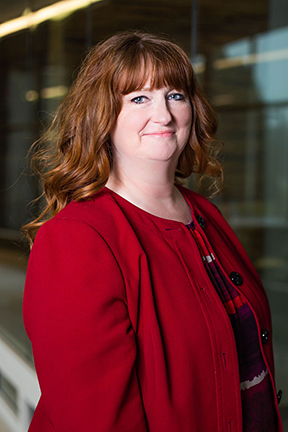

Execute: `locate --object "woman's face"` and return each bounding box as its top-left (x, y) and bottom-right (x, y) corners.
top-left (110, 77), bottom-right (192, 169)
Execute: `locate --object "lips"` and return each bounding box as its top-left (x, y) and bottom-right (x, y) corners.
top-left (143, 131), bottom-right (175, 138)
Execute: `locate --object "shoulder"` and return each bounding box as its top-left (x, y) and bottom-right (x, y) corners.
top-left (35, 188), bottom-right (129, 240)
top-left (51, 188), bottom-right (119, 228)
top-left (33, 187), bottom-right (138, 257)
top-left (28, 190), bottom-right (126, 291)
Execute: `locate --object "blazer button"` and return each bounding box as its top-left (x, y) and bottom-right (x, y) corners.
top-left (277, 390), bottom-right (282, 404)
top-left (196, 215), bottom-right (205, 229)
top-left (261, 329), bottom-right (269, 344)
top-left (229, 271), bottom-right (243, 286)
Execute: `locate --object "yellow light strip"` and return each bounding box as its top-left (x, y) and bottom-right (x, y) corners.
top-left (41, 85), bottom-right (68, 99)
top-left (25, 85), bottom-right (69, 101)
top-left (0, 0), bottom-right (103, 39)
top-left (214, 48), bottom-right (288, 70)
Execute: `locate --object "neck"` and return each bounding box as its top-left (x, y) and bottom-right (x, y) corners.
top-left (107, 155), bottom-right (176, 197)
top-left (106, 158), bottom-right (191, 224)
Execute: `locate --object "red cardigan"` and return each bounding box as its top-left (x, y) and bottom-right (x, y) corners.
top-left (23, 186), bottom-right (283, 431)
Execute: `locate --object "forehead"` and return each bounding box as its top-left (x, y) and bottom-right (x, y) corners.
top-left (116, 58), bottom-right (190, 96)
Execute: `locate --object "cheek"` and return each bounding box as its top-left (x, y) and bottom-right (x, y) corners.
top-left (185, 105), bottom-right (193, 123)
top-left (110, 114), bottom-right (128, 144)
top-left (180, 107), bottom-right (193, 132)
top-left (113, 111), bottom-right (144, 137)
top-left (178, 108), bottom-right (192, 146)
top-left (176, 104), bottom-right (192, 126)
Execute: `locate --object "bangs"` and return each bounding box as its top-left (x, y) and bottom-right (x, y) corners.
top-left (113, 42), bottom-right (194, 96)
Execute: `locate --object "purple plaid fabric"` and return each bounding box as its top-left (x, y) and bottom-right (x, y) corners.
top-left (187, 220), bottom-right (277, 431)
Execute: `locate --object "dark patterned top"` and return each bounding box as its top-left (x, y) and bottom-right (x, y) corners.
top-left (186, 220), bottom-right (277, 432)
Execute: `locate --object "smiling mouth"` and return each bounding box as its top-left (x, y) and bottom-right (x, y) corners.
top-left (143, 131), bottom-right (175, 138)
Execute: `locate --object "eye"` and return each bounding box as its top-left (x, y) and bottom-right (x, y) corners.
top-left (131, 96), bottom-right (148, 104)
top-left (167, 93), bottom-right (185, 101)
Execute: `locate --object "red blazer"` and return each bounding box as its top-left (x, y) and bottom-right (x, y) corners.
top-left (23, 186), bottom-right (283, 431)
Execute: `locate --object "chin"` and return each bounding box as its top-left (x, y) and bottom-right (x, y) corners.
top-left (145, 147), bottom-right (184, 162)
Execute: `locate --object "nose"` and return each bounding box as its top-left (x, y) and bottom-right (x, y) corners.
top-left (151, 98), bottom-right (172, 125)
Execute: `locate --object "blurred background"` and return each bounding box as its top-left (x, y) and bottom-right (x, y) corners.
top-left (0, 0), bottom-right (287, 431)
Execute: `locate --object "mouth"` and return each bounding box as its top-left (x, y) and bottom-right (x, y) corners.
top-left (143, 131), bottom-right (175, 138)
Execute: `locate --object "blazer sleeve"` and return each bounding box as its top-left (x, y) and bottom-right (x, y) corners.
top-left (23, 218), bottom-right (147, 432)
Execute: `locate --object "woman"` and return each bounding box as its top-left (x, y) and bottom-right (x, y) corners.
top-left (23, 31), bottom-right (283, 431)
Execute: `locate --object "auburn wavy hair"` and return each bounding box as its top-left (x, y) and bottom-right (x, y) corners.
top-left (22, 30), bottom-right (223, 245)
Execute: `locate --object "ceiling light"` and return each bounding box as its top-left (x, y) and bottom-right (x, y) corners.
top-left (0, 0), bottom-right (103, 39)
